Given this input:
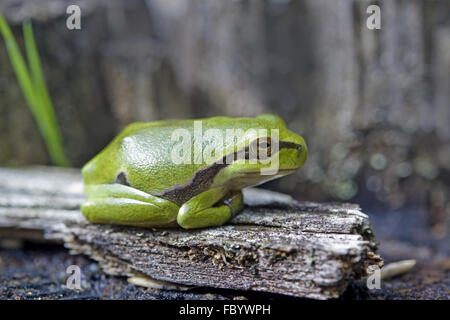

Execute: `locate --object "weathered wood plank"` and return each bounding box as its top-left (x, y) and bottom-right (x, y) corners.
top-left (0, 167), bottom-right (382, 299)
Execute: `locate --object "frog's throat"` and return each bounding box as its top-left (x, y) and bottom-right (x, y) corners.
top-left (159, 139), bottom-right (301, 205)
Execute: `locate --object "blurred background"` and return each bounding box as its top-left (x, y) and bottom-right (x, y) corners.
top-left (0, 0), bottom-right (449, 268)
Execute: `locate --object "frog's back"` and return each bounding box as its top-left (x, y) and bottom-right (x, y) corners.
top-left (82, 120), bottom-right (204, 195)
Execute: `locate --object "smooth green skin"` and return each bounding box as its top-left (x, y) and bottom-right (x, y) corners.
top-left (81, 114), bottom-right (307, 229)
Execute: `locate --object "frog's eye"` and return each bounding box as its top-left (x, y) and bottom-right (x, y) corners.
top-left (259, 140), bottom-right (270, 149)
top-left (257, 137), bottom-right (272, 159)
top-left (245, 138), bottom-right (272, 161)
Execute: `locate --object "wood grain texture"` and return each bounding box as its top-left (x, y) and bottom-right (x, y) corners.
top-left (0, 167), bottom-right (382, 299)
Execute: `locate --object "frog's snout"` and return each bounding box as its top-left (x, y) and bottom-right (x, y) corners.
top-left (294, 138), bottom-right (307, 167)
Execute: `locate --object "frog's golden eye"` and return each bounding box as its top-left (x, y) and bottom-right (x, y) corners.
top-left (257, 137), bottom-right (272, 159)
top-left (245, 138), bottom-right (273, 160)
top-left (259, 141), bottom-right (269, 149)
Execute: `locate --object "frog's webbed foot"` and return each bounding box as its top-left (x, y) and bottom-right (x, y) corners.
top-left (177, 188), bottom-right (244, 229)
top-left (81, 184), bottom-right (179, 228)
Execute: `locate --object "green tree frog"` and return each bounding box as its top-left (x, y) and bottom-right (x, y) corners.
top-left (81, 114), bottom-right (307, 229)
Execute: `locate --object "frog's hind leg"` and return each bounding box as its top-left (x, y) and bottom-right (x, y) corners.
top-left (177, 188), bottom-right (244, 229)
top-left (81, 184), bottom-right (179, 228)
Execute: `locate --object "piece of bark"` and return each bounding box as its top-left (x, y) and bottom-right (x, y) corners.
top-left (0, 166), bottom-right (382, 299)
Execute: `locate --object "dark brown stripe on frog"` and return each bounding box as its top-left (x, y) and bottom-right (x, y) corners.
top-left (159, 139), bottom-right (301, 205)
top-left (159, 161), bottom-right (228, 205)
top-left (279, 141), bottom-right (302, 151)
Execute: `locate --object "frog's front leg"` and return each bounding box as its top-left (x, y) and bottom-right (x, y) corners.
top-left (81, 184), bottom-right (179, 227)
top-left (177, 188), bottom-right (244, 229)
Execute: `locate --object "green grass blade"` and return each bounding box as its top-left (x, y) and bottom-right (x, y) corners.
top-left (0, 13), bottom-right (38, 116)
top-left (23, 21), bottom-right (69, 166)
top-left (0, 12), bottom-right (69, 167)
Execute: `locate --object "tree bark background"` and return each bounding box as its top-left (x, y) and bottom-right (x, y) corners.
top-left (0, 0), bottom-right (449, 240)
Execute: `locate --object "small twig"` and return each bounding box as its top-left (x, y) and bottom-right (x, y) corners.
top-left (381, 259), bottom-right (416, 280)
